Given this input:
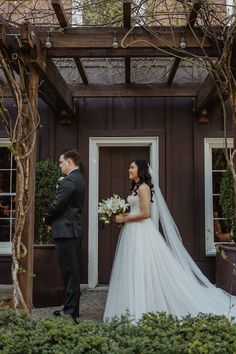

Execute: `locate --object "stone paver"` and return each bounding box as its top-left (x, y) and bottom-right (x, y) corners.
top-left (32, 289), bottom-right (107, 322)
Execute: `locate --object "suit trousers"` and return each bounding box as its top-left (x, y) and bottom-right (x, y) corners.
top-left (54, 237), bottom-right (82, 318)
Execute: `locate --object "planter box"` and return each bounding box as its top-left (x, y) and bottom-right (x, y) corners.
top-left (216, 243), bottom-right (236, 295)
top-left (33, 244), bottom-right (64, 308)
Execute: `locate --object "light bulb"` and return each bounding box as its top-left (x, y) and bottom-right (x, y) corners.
top-left (112, 33), bottom-right (119, 49)
top-left (179, 40), bottom-right (186, 49)
top-left (30, 31), bottom-right (36, 39)
top-left (179, 33), bottom-right (186, 49)
top-left (45, 37), bottom-right (52, 49)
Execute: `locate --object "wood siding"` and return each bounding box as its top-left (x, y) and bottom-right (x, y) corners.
top-left (0, 97), bottom-right (233, 284)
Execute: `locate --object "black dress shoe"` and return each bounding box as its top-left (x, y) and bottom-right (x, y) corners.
top-left (71, 316), bottom-right (80, 324)
top-left (53, 310), bottom-right (63, 317)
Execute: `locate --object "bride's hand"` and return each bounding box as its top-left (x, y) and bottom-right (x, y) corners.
top-left (115, 214), bottom-right (126, 223)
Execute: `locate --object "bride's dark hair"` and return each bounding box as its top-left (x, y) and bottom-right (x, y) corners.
top-left (131, 159), bottom-right (154, 202)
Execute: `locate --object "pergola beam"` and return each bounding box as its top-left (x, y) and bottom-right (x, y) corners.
top-left (167, 58), bottom-right (181, 85)
top-left (32, 57), bottom-right (74, 113)
top-left (167, 0), bottom-right (203, 85)
top-left (71, 83), bottom-right (201, 97)
top-left (51, 0), bottom-right (69, 28)
top-left (74, 58), bottom-right (88, 85)
top-left (48, 47), bottom-right (218, 58)
top-left (188, 0), bottom-right (203, 28)
top-left (51, 0), bottom-right (88, 84)
top-left (123, 0), bottom-right (131, 84)
top-left (1, 83), bottom-right (201, 98)
top-left (20, 22), bottom-right (74, 114)
top-left (41, 27), bottom-right (217, 58)
top-left (0, 22), bottom-right (7, 48)
top-left (123, 0), bottom-right (131, 27)
top-left (196, 74), bottom-right (216, 112)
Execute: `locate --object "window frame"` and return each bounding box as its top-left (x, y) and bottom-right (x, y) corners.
top-left (204, 137), bottom-right (233, 256)
top-left (0, 138), bottom-right (15, 255)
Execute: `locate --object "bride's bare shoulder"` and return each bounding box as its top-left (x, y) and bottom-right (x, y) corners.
top-left (138, 183), bottom-right (150, 194)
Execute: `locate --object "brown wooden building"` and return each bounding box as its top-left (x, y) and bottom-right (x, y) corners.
top-left (0, 0), bottom-right (235, 307)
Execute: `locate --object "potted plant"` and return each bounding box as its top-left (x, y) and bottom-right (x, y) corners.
top-left (33, 159), bottom-right (64, 307)
top-left (216, 166), bottom-right (236, 295)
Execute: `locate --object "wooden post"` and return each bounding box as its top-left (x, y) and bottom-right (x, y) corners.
top-left (18, 65), bottom-right (39, 313)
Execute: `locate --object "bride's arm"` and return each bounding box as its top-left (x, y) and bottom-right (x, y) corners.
top-left (115, 184), bottom-right (150, 223)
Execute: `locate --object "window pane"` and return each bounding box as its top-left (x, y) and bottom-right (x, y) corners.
top-left (212, 147), bottom-right (233, 244)
top-left (214, 218), bottom-right (231, 242)
top-left (212, 149), bottom-right (227, 170)
top-left (0, 146), bottom-right (16, 244)
top-left (0, 171), bottom-right (10, 193)
top-left (12, 170), bottom-right (16, 192)
top-left (0, 219), bottom-right (11, 242)
top-left (0, 147), bottom-right (11, 169)
top-left (2, 196), bottom-right (15, 215)
top-left (213, 195), bottom-right (222, 217)
top-left (12, 156), bottom-right (16, 169)
top-left (212, 172), bottom-right (223, 194)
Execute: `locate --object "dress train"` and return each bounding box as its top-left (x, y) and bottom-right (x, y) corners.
top-left (103, 195), bottom-right (236, 322)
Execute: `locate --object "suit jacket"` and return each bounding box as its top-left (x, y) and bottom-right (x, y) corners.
top-left (44, 169), bottom-right (85, 240)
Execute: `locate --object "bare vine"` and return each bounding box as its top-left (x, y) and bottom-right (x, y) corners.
top-left (0, 49), bottom-right (38, 312)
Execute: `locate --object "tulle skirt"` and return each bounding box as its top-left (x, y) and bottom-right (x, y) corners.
top-left (103, 218), bottom-right (236, 322)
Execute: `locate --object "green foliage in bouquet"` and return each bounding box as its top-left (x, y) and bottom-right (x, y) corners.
top-left (35, 159), bottom-right (61, 244)
top-left (219, 167), bottom-right (235, 241)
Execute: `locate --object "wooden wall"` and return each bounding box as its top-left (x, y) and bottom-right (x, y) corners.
top-left (1, 96), bottom-right (232, 284)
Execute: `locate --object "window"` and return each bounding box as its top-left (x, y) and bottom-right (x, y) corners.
top-left (0, 139), bottom-right (16, 255)
top-left (204, 138), bottom-right (233, 255)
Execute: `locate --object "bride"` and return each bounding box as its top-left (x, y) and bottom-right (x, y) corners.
top-left (103, 158), bottom-right (236, 322)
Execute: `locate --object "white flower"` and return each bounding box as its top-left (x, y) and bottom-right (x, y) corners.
top-left (98, 194), bottom-right (128, 224)
top-left (56, 176), bottom-right (64, 189)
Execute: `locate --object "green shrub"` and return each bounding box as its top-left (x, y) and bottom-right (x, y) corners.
top-left (35, 159), bottom-right (61, 244)
top-left (1, 309), bottom-right (236, 353)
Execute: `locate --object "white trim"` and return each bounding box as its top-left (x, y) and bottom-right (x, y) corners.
top-left (0, 138), bottom-right (12, 255)
top-left (0, 138), bottom-right (10, 148)
top-left (0, 242), bottom-right (12, 255)
top-left (204, 137), bottom-right (233, 256)
top-left (88, 136), bottom-right (159, 288)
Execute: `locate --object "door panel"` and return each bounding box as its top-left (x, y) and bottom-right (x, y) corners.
top-left (98, 146), bottom-right (149, 284)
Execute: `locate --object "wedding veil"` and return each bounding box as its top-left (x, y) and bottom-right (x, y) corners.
top-left (149, 166), bottom-right (214, 288)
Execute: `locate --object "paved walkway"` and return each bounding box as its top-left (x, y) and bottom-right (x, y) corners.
top-left (32, 289), bottom-right (107, 322)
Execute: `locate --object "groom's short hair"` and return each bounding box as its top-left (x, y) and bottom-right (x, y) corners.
top-left (61, 149), bottom-right (80, 166)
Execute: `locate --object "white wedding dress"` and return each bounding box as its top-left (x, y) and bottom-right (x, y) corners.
top-left (103, 194), bottom-right (236, 322)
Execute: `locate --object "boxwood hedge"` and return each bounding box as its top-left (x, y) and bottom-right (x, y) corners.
top-left (0, 309), bottom-right (236, 353)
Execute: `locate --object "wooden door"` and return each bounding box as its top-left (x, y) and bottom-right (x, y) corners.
top-left (98, 146), bottom-right (150, 284)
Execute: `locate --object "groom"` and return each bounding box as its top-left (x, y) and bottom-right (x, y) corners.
top-left (44, 149), bottom-right (85, 323)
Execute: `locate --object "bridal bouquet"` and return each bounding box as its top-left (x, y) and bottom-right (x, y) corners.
top-left (98, 194), bottom-right (128, 224)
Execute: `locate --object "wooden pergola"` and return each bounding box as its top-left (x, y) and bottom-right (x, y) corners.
top-left (1, 1), bottom-right (229, 114)
top-left (0, 0), bottom-right (235, 311)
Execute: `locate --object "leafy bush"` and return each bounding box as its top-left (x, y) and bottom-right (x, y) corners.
top-left (35, 159), bottom-right (61, 244)
top-left (1, 309), bottom-right (236, 353)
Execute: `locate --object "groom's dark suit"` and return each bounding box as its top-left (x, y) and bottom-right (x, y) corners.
top-left (44, 168), bottom-right (85, 320)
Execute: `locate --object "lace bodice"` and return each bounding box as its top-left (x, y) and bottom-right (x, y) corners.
top-left (127, 194), bottom-right (140, 215)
